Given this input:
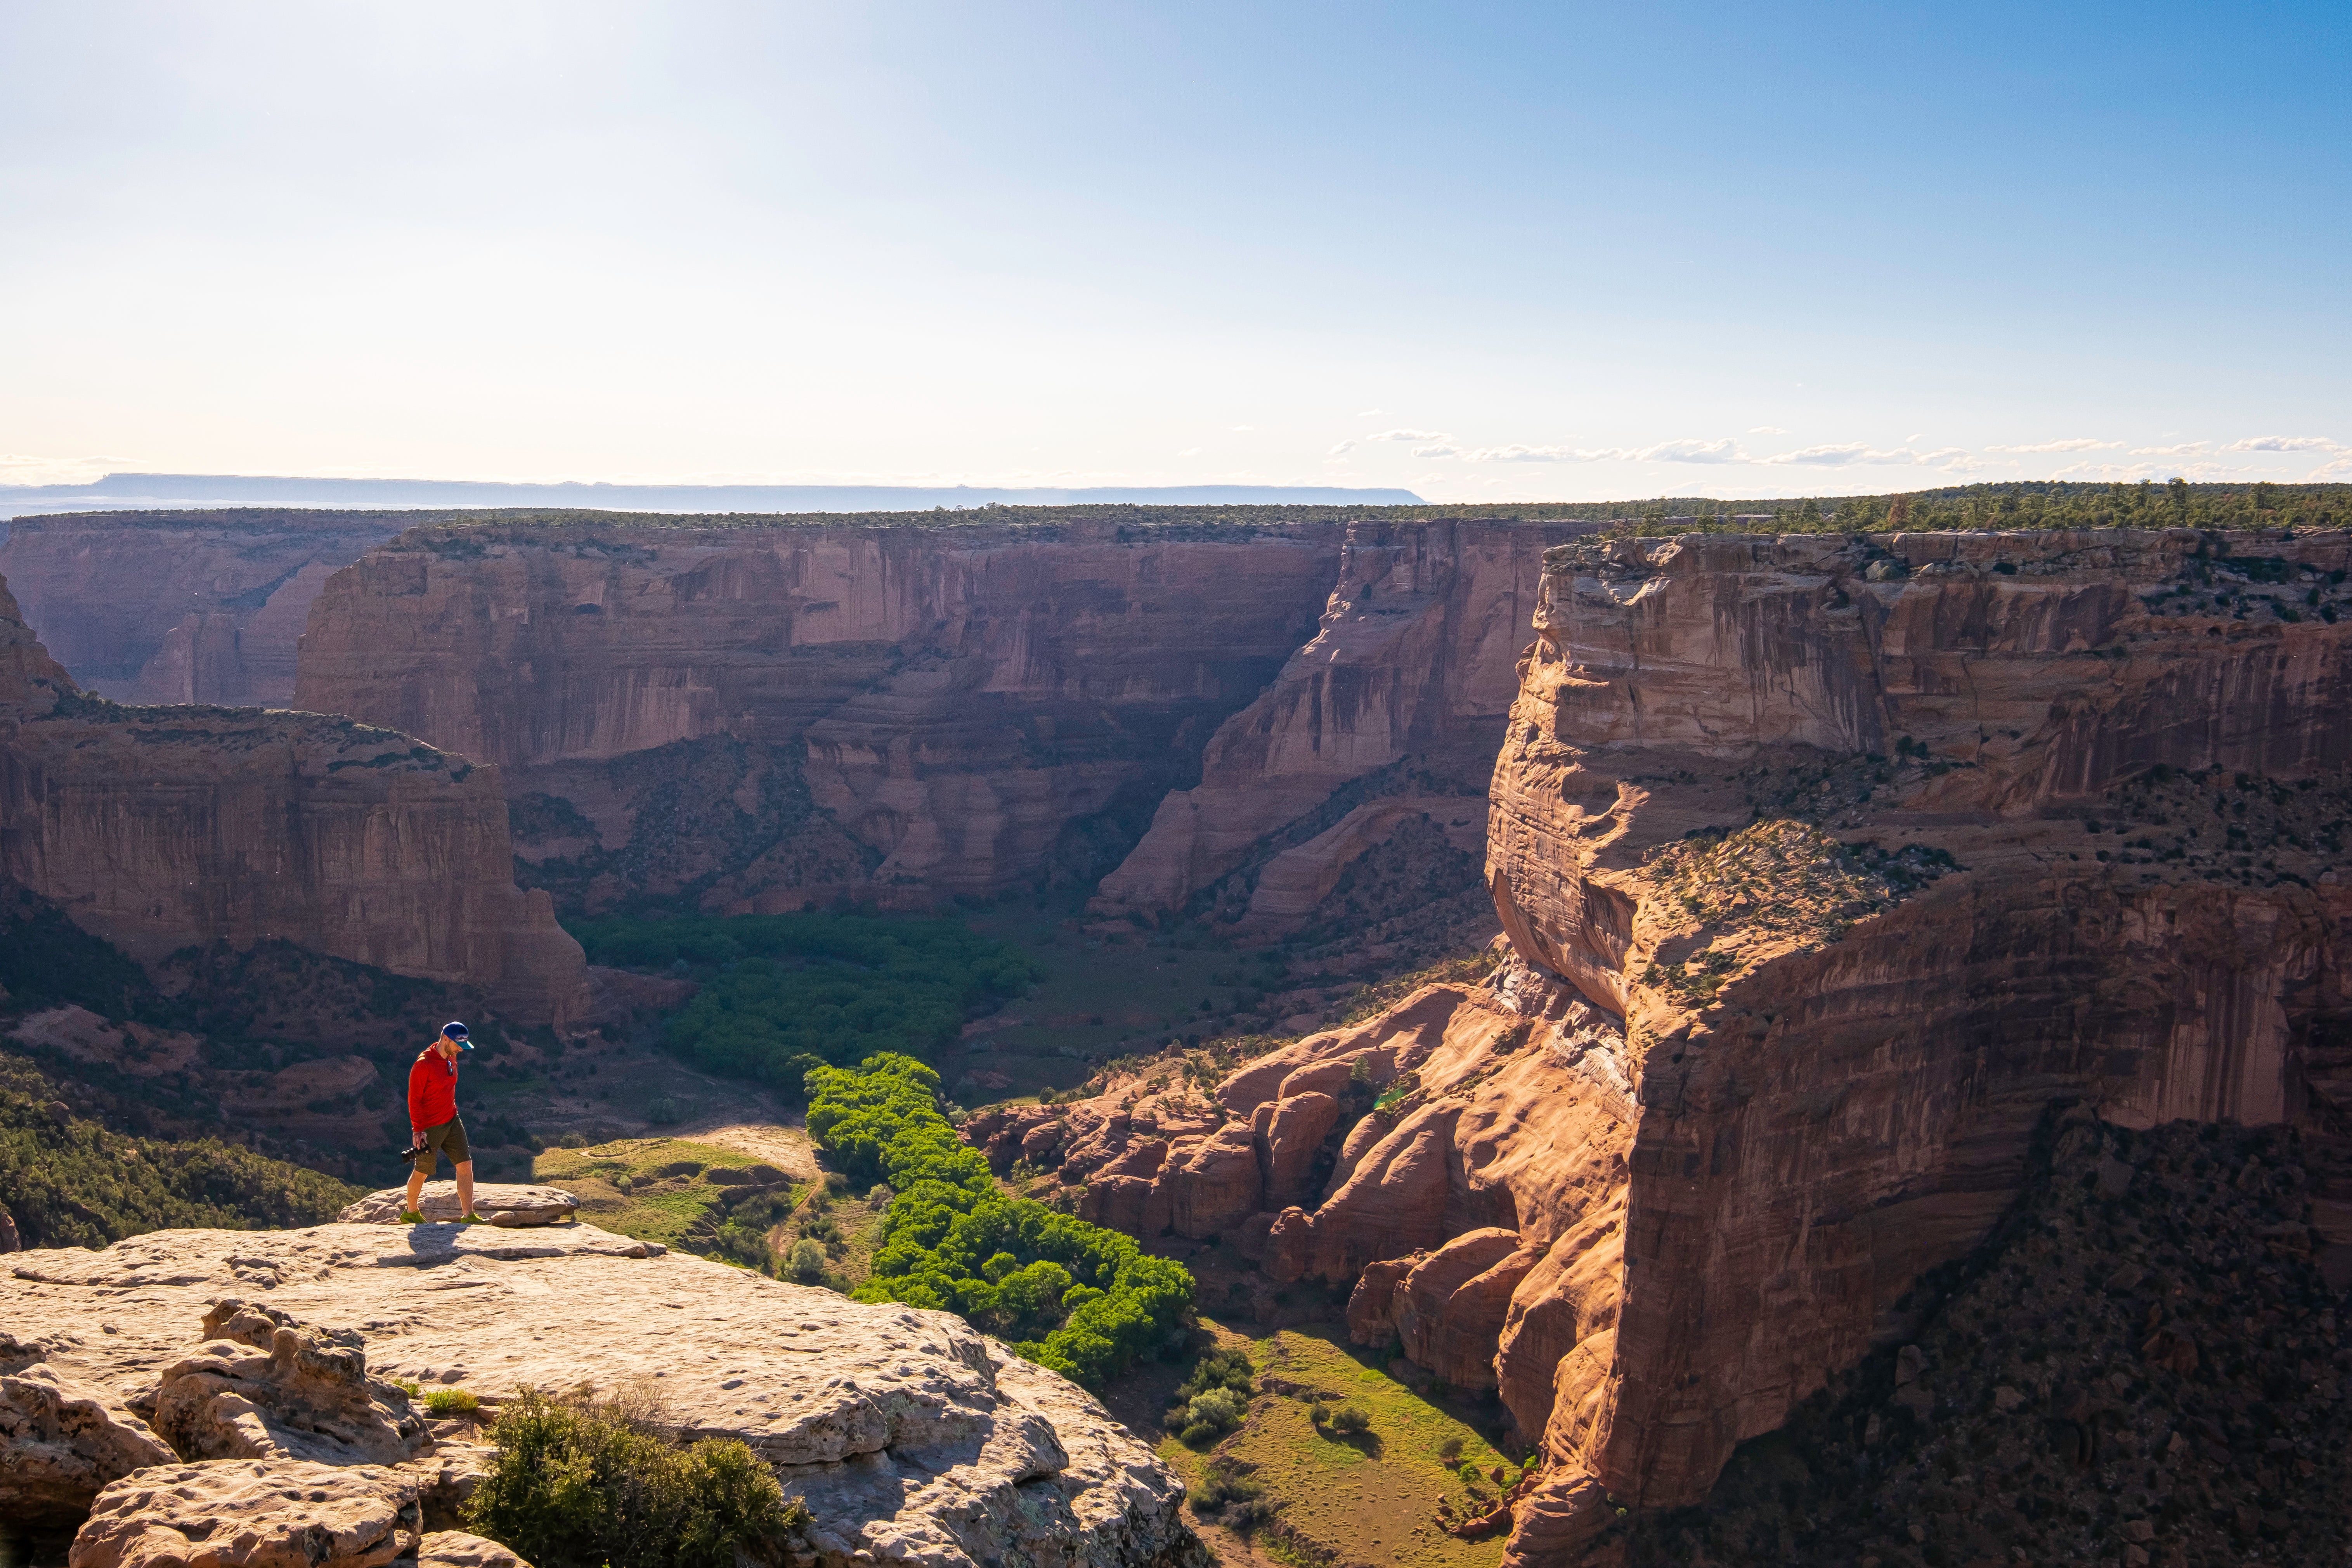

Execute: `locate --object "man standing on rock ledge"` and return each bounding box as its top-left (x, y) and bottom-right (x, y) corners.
top-left (403, 1022), bottom-right (482, 1223)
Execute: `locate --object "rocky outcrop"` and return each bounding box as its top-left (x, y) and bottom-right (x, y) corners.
top-left (69, 1459), bottom-right (425, 1568)
top-left (292, 517), bottom-right (1345, 906)
top-left (336, 1184), bottom-right (582, 1227)
top-left (151, 1300), bottom-right (428, 1467)
top-left (2, 1221), bottom-right (1198, 1568)
top-left (1095, 518), bottom-right (1589, 924)
top-left (1467, 527), bottom-right (2352, 1556)
top-left (0, 570), bottom-right (589, 1024)
top-left (0, 1363), bottom-right (177, 1524)
top-left (0, 510), bottom-right (406, 705)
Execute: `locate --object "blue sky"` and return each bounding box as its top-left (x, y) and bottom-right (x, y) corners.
top-left (3, 2), bottom-right (2347, 501)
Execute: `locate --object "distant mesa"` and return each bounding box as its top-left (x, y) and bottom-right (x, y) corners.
top-left (0, 471), bottom-right (1426, 519)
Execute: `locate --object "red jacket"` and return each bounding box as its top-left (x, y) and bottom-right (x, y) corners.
top-left (408, 1051), bottom-right (459, 1131)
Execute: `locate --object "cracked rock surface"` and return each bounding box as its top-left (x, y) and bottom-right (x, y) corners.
top-left (3, 1221), bottom-right (1198, 1568)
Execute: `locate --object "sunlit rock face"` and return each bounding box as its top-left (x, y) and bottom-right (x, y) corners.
top-left (1095, 518), bottom-right (1593, 925)
top-left (1475, 527), bottom-right (2352, 1559)
top-left (0, 570), bottom-right (586, 1025)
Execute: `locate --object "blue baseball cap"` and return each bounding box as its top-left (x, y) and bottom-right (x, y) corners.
top-left (441, 1021), bottom-right (473, 1048)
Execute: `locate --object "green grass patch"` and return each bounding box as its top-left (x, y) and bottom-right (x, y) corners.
top-left (532, 1137), bottom-right (798, 1273)
top-left (565, 912), bottom-right (1042, 1093)
top-left (1156, 1322), bottom-right (1513, 1568)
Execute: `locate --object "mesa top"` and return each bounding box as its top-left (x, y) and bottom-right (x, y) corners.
top-left (408, 1050), bottom-right (459, 1130)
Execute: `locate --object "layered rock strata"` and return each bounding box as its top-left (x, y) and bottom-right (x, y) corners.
top-left (0, 510), bottom-right (406, 705)
top-left (0, 571), bottom-right (589, 1024)
top-left (988, 527), bottom-right (2352, 1564)
top-left (1483, 528), bottom-right (2352, 1558)
top-left (1095, 517), bottom-right (1590, 925)
top-left (2, 1221), bottom-right (1198, 1568)
top-left (292, 517), bottom-right (1345, 907)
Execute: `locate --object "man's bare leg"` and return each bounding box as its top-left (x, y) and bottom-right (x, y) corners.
top-left (455, 1159), bottom-right (477, 1220)
top-left (404, 1164), bottom-right (427, 1216)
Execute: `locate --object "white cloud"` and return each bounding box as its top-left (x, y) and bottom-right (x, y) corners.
top-left (1638, 437), bottom-right (1744, 464)
top-left (2226, 435), bottom-right (2345, 453)
top-left (1354, 407), bottom-right (1384, 417)
top-left (1459, 444), bottom-right (1592, 463)
top-left (1412, 444), bottom-right (1459, 459)
top-left (1763, 444), bottom-right (1977, 471)
top-left (1176, 447), bottom-right (1201, 457)
top-left (1327, 440), bottom-right (1356, 457)
top-left (1748, 426), bottom-right (1789, 436)
top-left (1984, 438), bottom-right (2125, 454)
top-left (2047, 458), bottom-right (2245, 483)
top-left (1905, 432), bottom-right (1926, 443)
top-left (2307, 455), bottom-right (2352, 480)
top-left (1367, 428), bottom-right (1449, 443)
top-left (2131, 442), bottom-right (2207, 456)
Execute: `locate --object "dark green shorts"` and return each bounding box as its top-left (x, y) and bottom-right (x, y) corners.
top-left (412, 1117), bottom-right (470, 1174)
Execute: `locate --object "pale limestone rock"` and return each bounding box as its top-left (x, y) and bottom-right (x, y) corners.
top-left (0, 1362), bottom-right (176, 1522)
top-left (337, 1185), bottom-right (581, 1227)
top-left (67, 1459), bottom-right (420, 1568)
top-left (6, 1222), bottom-right (1196, 1568)
top-left (152, 1302), bottom-right (426, 1466)
top-left (414, 1532), bottom-right (532, 1568)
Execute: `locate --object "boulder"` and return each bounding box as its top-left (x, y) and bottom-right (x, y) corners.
top-left (1164, 1121), bottom-right (1263, 1239)
top-left (152, 1301), bottom-right (428, 1467)
top-left (1262, 1208), bottom-right (1312, 1284)
top-left (4, 1223), bottom-right (1195, 1568)
top-left (1261, 1091), bottom-right (1343, 1207)
top-left (416, 1533), bottom-right (534, 1568)
top-left (1306, 1102), bottom-right (1461, 1281)
top-left (0, 1362), bottom-right (177, 1523)
top-left (337, 1184), bottom-right (580, 1227)
top-left (1394, 1229), bottom-right (1538, 1390)
top-left (1346, 1256), bottom-right (1420, 1346)
top-left (67, 1459), bottom-right (421, 1568)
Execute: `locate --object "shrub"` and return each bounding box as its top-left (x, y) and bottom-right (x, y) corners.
top-left (806, 1053), bottom-right (1194, 1388)
top-left (785, 1238), bottom-right (827, 1283)
top-left (1175, 1386), bottom-right (1246, 1446)
top-left (559, 1132), bottom-right (587, 1149)
top-left (1439, 1434), bottom-right (1464, 1461)
top-left (645, 1098), bottom-right (680, 1126)
top-left (1328, 1404), bottom-right (1372, 1436)
top-left (465, 1387), bottom-right (805, 1568)
top-left (1187, 1457), bottom-right (1264, 1518)
top-left (1458, 1461), bottom-right (1483, 1486)
top-left (424, 1388), bottom-right (481, 1417)
top-left (0, 1054), bottom-right (358, 1249)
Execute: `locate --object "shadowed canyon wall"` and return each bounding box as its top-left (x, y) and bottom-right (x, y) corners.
top-left (972, 527), bottom-right (2352, 1564)
top-left (0, 511), bottom-right (408, 705)
top-left (0, 570), bottom-right (586, 1024)
top-left (291, 515), bottom-right (1590, 921)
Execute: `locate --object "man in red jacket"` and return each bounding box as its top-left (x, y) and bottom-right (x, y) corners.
top-left (402, 1021), bottom-right (481, 1223)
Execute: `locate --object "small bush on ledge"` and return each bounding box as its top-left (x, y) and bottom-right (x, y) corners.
top-left (466, 1386), bottom-right (806, 1568)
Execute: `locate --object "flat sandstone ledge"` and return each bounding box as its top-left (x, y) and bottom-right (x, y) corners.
top-left (3, 1223), bottom-right (1195, 1568)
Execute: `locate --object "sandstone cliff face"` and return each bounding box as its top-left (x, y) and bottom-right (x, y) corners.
top-left (0, 1221), bottom-right (1198, 1568)
top-left (293, 519), bottom-right (1345, 906)
top-left (0, 571), bottom-right (587, 1025)
top-left (1473, 527), bottom-right (2352, 1558)
top-left (0, 511), bottom-right (405, 705)
top-left (1095, 518), bottom-right (1590, 927)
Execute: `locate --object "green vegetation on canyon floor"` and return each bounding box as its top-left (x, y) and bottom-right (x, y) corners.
top-left (808, 1052), bottom-right (1193, 1388)
top-left (570, 911), bottom-right (1042, 1092)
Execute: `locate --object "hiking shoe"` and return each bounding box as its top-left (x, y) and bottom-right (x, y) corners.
top-left (457, 1214), bottom-right (484, 1225)
top-left (397, 1211), bottom-right (425, 1224)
